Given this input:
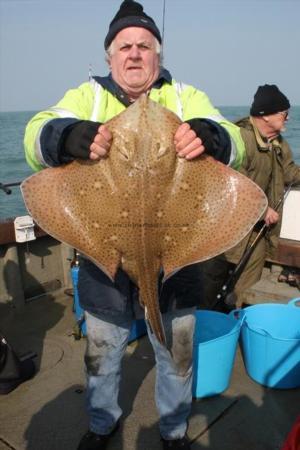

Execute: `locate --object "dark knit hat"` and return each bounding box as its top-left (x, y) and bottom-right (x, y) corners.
top-left (250, 84), bottom-right (290, 116)
top-left (104, 0), bottom-right (162, 50)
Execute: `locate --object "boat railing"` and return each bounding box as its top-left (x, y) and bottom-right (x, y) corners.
top-left (0, 181), bottom-right (21, 195)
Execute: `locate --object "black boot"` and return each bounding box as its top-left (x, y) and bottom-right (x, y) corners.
top-left (161, 435), bottom-right (191, 449)
top-left (77, 423), bottom-right (119, 450)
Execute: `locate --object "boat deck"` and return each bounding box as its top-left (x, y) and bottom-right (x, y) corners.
top-left (0, 269), bottom-right (299, 450)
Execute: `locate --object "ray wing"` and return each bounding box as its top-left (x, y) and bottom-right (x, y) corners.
top-left (160, 155), bottom-right (267, 280)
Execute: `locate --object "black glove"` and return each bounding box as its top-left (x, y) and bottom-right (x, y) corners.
top-left (185, 118), bottom-right (218, 154)
top-left (61, 120), bottom-right (102, 159)
top-left (185, 118), bottom-right (231, 164)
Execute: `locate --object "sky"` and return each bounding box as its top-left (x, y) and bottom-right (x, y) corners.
top-left (0, 0), bottom-right (299, 112)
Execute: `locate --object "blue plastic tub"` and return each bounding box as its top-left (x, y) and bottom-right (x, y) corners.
top-left (239, 298), bottom-right (300, 389)
top-left (192, 310), bottom-right (243, 398)
top-left (71, 265), bottom-right (147, 342)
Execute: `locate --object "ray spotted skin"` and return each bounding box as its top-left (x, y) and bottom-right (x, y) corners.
top-left (21, 96), bottom-right (267, 347)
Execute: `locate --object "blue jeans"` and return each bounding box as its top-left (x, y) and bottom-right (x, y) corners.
top-left (84, 306), bottom-right (196, 440)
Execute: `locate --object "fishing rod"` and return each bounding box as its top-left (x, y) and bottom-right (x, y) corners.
top-left (161, 0), bottom-right (166, 61)
top-left (212, 182), bottom-right (294, 312)
top-left (0, 181), bottom-right (21, 195)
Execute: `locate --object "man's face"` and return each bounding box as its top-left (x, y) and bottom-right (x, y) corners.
top-left (108, 27), bottom-right (160, 99)
top-left (266, 110), bottom-right (289, 134)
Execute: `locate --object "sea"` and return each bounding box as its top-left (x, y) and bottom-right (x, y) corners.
top-left (0, 107), bottom-right (300, 219)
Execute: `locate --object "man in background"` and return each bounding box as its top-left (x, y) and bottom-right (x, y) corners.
top-left (202, 84), bottom-right (300, 310)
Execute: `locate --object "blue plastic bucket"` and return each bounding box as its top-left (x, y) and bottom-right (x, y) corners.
top-left (71, 266), bottom-right (147, 341)
top-left (239, 298), bottom-right (300, 389)
top-left (192, 310), bottom-right (243, 398)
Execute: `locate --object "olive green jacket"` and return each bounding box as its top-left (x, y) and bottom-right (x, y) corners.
top-left (225, 116), bottom-right (300, 262)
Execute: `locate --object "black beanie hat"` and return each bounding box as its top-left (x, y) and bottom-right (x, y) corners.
top-left (250, 84), bottom-right (290, 116)
top-left (104, 0), bottom-right (162, 50)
